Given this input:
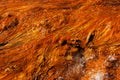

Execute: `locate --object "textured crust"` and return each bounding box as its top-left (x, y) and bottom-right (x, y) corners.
top-left (0, 0), bottom-right (120, 80)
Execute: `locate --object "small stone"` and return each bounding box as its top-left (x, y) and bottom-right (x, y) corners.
top-left (66, 55), bottom-right (72, 60)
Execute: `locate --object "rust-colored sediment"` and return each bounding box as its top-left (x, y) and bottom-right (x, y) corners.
top-left (0, 0), bottom-right (120, 80)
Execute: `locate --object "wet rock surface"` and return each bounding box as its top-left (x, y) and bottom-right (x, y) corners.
top-left (0, 0), bottom-right (120, 80)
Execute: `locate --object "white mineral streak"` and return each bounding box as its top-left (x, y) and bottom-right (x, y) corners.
top-left (89, 71), bottom-right (105, 80)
